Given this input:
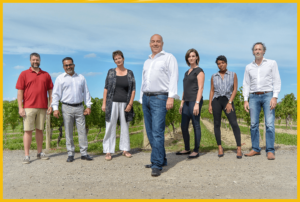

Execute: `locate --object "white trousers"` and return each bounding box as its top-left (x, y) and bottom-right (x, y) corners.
top-left (103, 102), bottom-right (130, 153)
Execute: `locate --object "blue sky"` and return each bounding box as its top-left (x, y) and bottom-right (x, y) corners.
top-left (3, 3), bottom-right (297, 102)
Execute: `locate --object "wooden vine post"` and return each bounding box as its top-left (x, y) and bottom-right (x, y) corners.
top-left (143, 119), bottom-right (150, 149)
top-left (45, 97), bottom-right (51, 150)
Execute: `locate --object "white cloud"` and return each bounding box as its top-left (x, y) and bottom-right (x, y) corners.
top-left (50, 72), bottom-right (64, 78)
top-left (13, 65), bottom-right (25, 69)
top-left (82, 72), bottom-right (102, 77)
top-left (2, 3), bottom-right (297, 67)
top-left (84, 53), bottom-right (97, 58)
top-left (3, 97), bottom-right (16, 101)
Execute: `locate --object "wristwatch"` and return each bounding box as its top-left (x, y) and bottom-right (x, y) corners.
top-left (228, 101), bottom-right (232, 104)
top-left (196, 101), bottom-right (200, 104)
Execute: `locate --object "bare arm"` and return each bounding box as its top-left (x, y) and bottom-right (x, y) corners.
top-left (225, 73), bottom-right (238, 113)
top-left (129, 91), bottom-right (135, 106)
top-left (193, 72), bottom-right (205, 116)
top-left (17, 90), bottom-right (25, 117)
top-left (181, 92), bottom-right (185, 106)
top-left (125, 91), bottom-right (136, 112)
top-left (48, 90), bottom-right (53, 105)
top-left (179, 92), bottom-right (184, 114)
top-left (208, 76), bottom-right (214, 114)
top-left (229, 73), bottom-right (238, 102)
top-left (47, 89), bottom-right (53, 114)
top-left (195, 72), bottom-right (205, 103)
top-left (102, 89), bottom-right (108, 112)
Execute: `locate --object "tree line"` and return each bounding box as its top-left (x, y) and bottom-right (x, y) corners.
top-left (3, 91), bottom-right (296, 140)
top-left (3, 98), bottom-right (182, 137)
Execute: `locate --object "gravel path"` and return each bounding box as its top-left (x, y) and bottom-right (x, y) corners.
top-left (3, 147), bottom-right (297, 199)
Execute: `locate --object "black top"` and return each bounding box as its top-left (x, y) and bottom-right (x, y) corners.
top-left (183, 67), bottom-right (204, 101)
top-left (113, 75), bottom-right (129, 102)
top-left (104, 68), bottom-right (136, 122)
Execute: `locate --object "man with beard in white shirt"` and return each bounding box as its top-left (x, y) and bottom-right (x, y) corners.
top-left (243, 42), bottom-right (281, 160)
top-left (50, 57), bottom-right (93, 162)
top-left (140, 34), bottom-right (179, 176)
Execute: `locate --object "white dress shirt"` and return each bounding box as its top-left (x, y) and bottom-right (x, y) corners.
top-left (139, 50), bottom-right (179, 103)
top-left (51, 72), bottom-right (92, 110)
top-left (243, 58), bottom-right (281, 101)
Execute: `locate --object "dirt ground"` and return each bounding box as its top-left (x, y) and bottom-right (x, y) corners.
top-left (3, 146), bottom-right (297, 199)
top-left (3, 120), bottom-right (297, 199)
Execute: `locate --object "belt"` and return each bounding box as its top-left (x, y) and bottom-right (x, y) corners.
top-left (62, 102), bottom-right (83, 107)
top-left (251, 91), bottom-right (272, 95)
top-left (144, 92), bottom-right (168, 96)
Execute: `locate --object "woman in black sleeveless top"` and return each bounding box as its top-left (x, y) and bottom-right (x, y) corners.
top-left (102, 50), bottom-right (136, 161)
top-left (176, 49), bottom-right (205, 158)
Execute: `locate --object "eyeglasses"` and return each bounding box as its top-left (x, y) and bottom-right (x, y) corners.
top-left (64, 64), bottom-right (74, 68)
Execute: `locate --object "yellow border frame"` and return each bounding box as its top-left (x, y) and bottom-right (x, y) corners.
top-left (0, 1), bottom-right (298, 201)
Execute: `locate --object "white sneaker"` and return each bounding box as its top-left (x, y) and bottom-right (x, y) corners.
top-left (23, 156), bottom-right (30, 164)
top-left (37, 152), bottom-right (49, 160)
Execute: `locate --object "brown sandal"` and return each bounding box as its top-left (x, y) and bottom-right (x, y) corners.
top-left (105, 153), bottom-right (112, 161)
top-left (122, 151), bottom-right (132, 158)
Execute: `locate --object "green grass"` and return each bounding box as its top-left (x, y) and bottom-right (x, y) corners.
top-left (4, 120), bottom-right (296, 153)
top-left (275, 133), bottom-right (297, 145)
top-left (237, 122), bottom-right (297, 130)
top-left (232, 124), bottom-right (297, 146)
top-left (275, 125), bottom-right (297, 130)
top-left (165, 120), bottom-right (236, 152)
top-left (199, 121), bottom-right (236, 151)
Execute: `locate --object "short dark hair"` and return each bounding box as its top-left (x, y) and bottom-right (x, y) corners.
top-left (112, 50), bottom-right (124, 60)
top-left (30, 52), bottom-right (40, 59)
top-left (62, 57), bottom-right (74, 64)
top-left (185, 48), bottom-right (200, 66)
top-left (252, 42), bottom-right (266, 51)
top-left (215, 55), bottom-right (227, 64)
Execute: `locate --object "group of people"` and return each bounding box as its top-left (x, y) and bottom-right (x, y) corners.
top-left (16, 34), bottom-right (281, 177)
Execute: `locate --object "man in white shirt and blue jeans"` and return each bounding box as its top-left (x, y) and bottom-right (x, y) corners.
top-left (140, 34), bottom-right (179, 176)
top-left (50, 57), bottom-right (93, 162)
top-left (243, 42), bottom-right (281, 160)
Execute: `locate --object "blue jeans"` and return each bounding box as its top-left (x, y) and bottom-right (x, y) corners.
top-left (142, 94), bottom-right (168, 170)
top-left (249, 92), bottom-right (275, 153)
top-left (181, 99), bottom-right (203, 152)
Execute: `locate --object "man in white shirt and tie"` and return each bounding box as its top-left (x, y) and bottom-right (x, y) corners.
top-left (50, 57), bottom-right (93, 162)
top-left (139, 34), bottom-right (179, 176)
top-left (243, 42), bottom-right (281, 160)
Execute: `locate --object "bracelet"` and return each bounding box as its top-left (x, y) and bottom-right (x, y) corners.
top-left (128, 104), bottom-right (133, 107)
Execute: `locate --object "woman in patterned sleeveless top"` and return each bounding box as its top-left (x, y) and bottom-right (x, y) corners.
top-left (208, 55), bottom-right (242, 159)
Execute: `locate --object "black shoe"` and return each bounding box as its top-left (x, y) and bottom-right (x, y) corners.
top-left (175, 151), bottom-right (191, 155)
top-left (145, 164), bottom-right (152, 168)
top-left (151, 168), bottom-right (161, 177)
top-left (145, 164), bottom-right (167, 168)
top-left (188, 153), bottom-right (200, 159)
top-left (67, 156), bottom-right (74, 162)
top-left (237, 153), bottom-right (243, 159)
top-left (218, 147), bottom-right (224, 157)
top-left (81, 155), bottom-right (93, 161)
